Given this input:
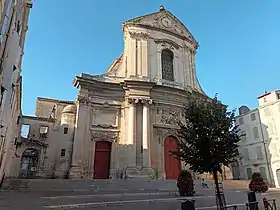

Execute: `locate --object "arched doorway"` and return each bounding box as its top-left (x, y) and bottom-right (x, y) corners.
top-left (164, 136), bottom-right (181, 180)
top-left (276, 169), bottom-right (280, 186)
top-left (20, 148), bottom-right (39, 178)
top-left (93, 141), bottom-right (112, 179)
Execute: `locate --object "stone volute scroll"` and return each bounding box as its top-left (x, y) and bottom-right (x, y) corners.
top-left (141, 98), bottom-right (153, 105)
top-left (76, 95), bottom-right (91, 106)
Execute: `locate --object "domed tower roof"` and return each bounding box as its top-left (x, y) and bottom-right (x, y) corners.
top-left (62, 105), bottom-right (76, 114)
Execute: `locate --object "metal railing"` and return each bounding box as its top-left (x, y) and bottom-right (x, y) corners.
top-left (181, 198), bottom-right (277, 210)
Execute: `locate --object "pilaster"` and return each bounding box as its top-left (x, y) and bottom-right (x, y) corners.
top-left (142, 98), bottom-right (152, 166)
top-left (127, 31), bottom-right (149, 79)
top-left (69, 96), bottom-right (91, 179)
top-left (127, 98), bottom-right (138, 166)
top-left (141, 39), bottom-right (148, 77)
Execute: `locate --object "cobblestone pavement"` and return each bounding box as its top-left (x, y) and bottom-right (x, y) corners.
top-left (0, 180), bottom-right (279, 210)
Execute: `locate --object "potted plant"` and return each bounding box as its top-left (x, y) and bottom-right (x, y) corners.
top-left (177, 170), bottom-right (195, 196)
top-left (249, 172), bottom-right (268, 193)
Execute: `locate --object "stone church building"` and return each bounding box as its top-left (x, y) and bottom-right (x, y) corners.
top-left (9, 6), bottom-right (208, 180)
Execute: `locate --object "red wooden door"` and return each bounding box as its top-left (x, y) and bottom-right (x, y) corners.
top-left (164, 136), bottom-right (181, 180)
top-left (93, 141), bottom-right (112, 179)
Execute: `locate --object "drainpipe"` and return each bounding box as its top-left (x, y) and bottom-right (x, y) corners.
top-left (258, 112), bottom-right (273, 186)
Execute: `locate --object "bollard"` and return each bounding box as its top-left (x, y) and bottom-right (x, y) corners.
top-left (247, 192), bottom-right (259, 210)
top-left (263, 197), bottom-right (269, 210)
top-left (181, 200), bottom-right (195, 210)
top-left (273, 199), bottom-right (277, 210)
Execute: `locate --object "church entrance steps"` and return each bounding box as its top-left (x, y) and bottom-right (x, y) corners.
top-left (1, 179), bottom-right (180, 192)
top-left (43, 195), bottom-right (216, 209)
top-left (1, 179), bottom-right (253, 192)
top-left (40, 191), bottom-right (181, 200)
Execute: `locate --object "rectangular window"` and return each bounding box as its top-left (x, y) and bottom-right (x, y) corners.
top-left (14, 137), bottom-right (17, 145)
top-left (247, 168), bottom-right (253, 180)
top-left (239, 117), bottom-right (244, 125)
top-left (20, 124), bottom-right (30, 138)
top-left (240, 130), bottom-right (246, 141)
top-left (250, 113), bottom-right (256, 121)
top-left (253, 127), bottom-right (259, 139)
top-left (256, 146), bottom-right (263, 159)
top-left (244, 148), bottom-right (250, 160)
top-left (60, 149), bottom-right (66, 157)
top-left (260, 167), bottom-right (267, 180)
top-left (0, 0), bottom-right (13, 44)
top-left (39, 126), bottom-right (48, 138)
top-left (10, 84), bottom-right (15, 107)
top-left (63, 127), bottom-right (68, 134)
top-left (0, 85), bottom-right (6, 108)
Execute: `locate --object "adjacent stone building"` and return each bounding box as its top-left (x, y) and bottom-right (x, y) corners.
top-left (236, 90), bottom-right (280, 187)
top-left (10, 6), bottom-right (209, 180)
top-left (0, 0), bottom-right (32, 182)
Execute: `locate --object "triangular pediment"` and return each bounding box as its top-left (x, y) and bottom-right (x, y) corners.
top-left (124, 9), bottom-right (197, 45)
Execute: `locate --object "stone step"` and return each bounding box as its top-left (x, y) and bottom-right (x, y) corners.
top-left (1, 179), bottom-right (179, 192)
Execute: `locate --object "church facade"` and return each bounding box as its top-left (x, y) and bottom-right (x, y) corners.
top-left (9, 6), bottom-right (208, 180)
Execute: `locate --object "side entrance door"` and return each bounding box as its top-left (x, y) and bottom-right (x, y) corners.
top-left (164, 136), bottom-right (181, 180)
top-left (93, 141), bottom-right (112, 179)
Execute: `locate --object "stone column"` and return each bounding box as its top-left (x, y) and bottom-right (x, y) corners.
top-left (69, 96), bottom-right (90, 179)
top-left (142, 99), bottom-right (152, 166)
top-left (127, 99), bottom-right (137, 166)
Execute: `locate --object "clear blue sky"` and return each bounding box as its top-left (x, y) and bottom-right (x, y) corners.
top-left (22, 0), bottom-right (280, 116)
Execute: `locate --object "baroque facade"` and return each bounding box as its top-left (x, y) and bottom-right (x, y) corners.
top-left (11, 6), bottom-right (209, 180)
top-left (236, 90), bottom-right (280, 187)
top-left (0, 0), bottom-right (32, 182)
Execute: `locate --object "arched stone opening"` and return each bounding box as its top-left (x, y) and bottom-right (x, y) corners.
top-left (164, 135), bottom-right (181, 180)
top-left (19, 148), bottom-right (40, 178)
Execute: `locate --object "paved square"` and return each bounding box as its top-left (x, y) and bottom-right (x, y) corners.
top-left (0, 180), bottom-right (279, 209)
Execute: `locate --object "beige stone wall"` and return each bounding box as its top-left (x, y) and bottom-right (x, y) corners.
top-left (0, 0), bottom-right (32, 181)
top-left (10, 106), bottom-right (76, 178)
top-left (69, 9), bottom-right (208, 179)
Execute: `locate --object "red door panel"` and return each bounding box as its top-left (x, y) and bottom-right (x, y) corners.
top-left (164, 136), bottom-right (181, 180)
top-left (93, 141), bottom-right (111, 179)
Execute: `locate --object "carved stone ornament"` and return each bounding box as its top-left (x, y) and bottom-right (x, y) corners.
top-left (91, 130), bottom-right (118, 142)
top-left (128, 98), bottom-right (153, 105)
top-left (129, 31), bottom-right (150, 40)
top-left (154, 38), bottom-right (180, 49)
top-left (77, 95), bottom-right (91, 106)
top-left (154, 127), bottom-right (178, 146)
top-left (151, 15), bottom-right (185, 36)
top-left (160, 109), bottom-right (181, 125)
top-left (92, 124), bottom-right (117, 129)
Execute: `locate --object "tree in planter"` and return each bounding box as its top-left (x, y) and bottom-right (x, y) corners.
top-left (249, 172), bottom-right (268, 193)
top-left (177, 170), bottom-right (195, 196)
top-left (171, 95), bottom-right (243, 208)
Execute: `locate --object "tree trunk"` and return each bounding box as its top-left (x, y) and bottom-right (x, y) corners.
top-left (213, 169), bottom-right (224, 209)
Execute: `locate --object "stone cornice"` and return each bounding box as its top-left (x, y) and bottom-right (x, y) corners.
top-left (73, 74), bottom-right (122, 92)
top-left (91, 129), bottom-right (119, 142)
top-left (125, 23), bottom-right (198, 49)
top-left (121, 79), bottom-right (156, 90)
top-left (129, 31), bottom-right (150, 40)
top-left (37, 97), bottom-right (74, 105)
top-left (92, 124), bottom-right (118, 129)
top-left (154, 38), bottom-right (181, 49)
top-left (22, 115), bottom-right (55, 123)
top-left (76, 95), bottom-right (122, 108)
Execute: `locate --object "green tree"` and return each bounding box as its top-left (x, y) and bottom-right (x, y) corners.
top-left (171, 95), bottom-right (242, 208)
